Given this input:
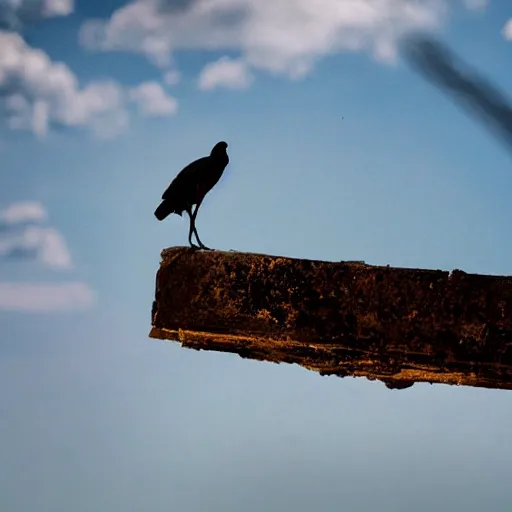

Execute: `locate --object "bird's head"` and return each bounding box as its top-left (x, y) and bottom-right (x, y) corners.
top-left (211, 141), bottom-right (228, 155)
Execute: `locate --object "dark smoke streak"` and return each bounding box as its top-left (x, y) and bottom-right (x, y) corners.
top-left (402, 34), bottom-right (512, 154)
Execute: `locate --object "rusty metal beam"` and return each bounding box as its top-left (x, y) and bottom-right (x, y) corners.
top-left (149, 247), bottom-right (512, 390)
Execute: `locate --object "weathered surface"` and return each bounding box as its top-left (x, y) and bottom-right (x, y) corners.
top-left (149, 247), bottom-right (512, 390)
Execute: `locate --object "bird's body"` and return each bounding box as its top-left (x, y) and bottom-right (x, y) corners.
top-left (154, 141), bottom-right (229, 249)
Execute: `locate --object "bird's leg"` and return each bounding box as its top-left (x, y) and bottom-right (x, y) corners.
top-left (191, 202), bottom-right (212, 251)
top-left (186, 209), bottom-right (200, 250)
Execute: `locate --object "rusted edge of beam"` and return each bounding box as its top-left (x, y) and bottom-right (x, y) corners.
top-left (149, 327), bottom-right (512, 390)
top-left (149, 246), bottom-right (512, 391)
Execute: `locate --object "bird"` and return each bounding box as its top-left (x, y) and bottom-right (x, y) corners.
top-left (154, 141), bottom-right (229, 250)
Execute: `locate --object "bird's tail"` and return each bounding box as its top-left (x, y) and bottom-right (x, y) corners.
top-left (154, 199), bottom-right (175, 221)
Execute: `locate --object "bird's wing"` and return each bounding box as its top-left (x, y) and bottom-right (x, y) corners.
top-left (161, 156), bottom-right (209, 199)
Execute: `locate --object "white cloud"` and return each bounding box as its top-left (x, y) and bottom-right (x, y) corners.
top-left (0, 225), bottom-right (73, 268)
top-left (0, 31), bottom-right (129, 138)
top-left (42, 0), bottom-right (74, 17)
top-left (0, 201), bottom-right (47, 224)
top-left (463, 0), bottom-right (488, 10)
top-left (79, 0), bottom-right (470, 84)
top-left (163, 69), bottom-right (181, 85)
top-left (30, 227), bottom-right (72, 268)
top-left (198, 56), bottom-right (253, 90)
top-left (0, 0), bottom-right (73, 29)
top-left (129, 81), bottom-right (178, 116)
top-left (0, 202), bottom-right (72, 269)
top-left (503, 19), bottom-right (512, 40)
top-left (0, 31), bottom-right (179, 138)
top-left (0, 201), bottom-right (94, 312)
top-left (32, 100), bottom-right (50, 136)
top-left (0, 282), bottom-right (95, 311)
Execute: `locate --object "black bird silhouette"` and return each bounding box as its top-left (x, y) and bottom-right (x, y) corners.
top-left (154, 141), bottom-right (229, 250)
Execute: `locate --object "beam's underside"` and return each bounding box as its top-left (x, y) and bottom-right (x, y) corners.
top-left (150, 247), bottom-right (512, 390)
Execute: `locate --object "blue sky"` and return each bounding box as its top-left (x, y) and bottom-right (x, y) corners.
top-left (1, 0), bottom-right (512, 510)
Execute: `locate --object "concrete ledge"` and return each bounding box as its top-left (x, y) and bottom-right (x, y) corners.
top-left (149, 247), bottom-right (512, 391)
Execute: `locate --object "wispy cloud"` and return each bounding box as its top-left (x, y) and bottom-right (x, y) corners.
top-left (0, 201), bottom-right (95, 312)
top-left (463, 0), bottom-right (488, 11)
top-left (163, 69), bottom-right (181, 85)
top-left (0, 201), bottom-right (47, 225)
top-left (0, 282), bottom-right (95, 311)
top-left (198, 57), bottom-right (253, 90)
top-left (78, 0), bottom-right (480, 87)
top-left (503, 19), bottom-right (512, 41)
top-left (0, 0), bottom-right (73, 30)
top-left (129, 82), bottom-right (178, 116)
top-left (0, 30), bottom-right (177, 139)
top-left (0, 31), bottom-right (129, 138)
top-left (0, 226), bottom-right (73, 268)
top-left (0, 202), bottom-right (72, 268)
